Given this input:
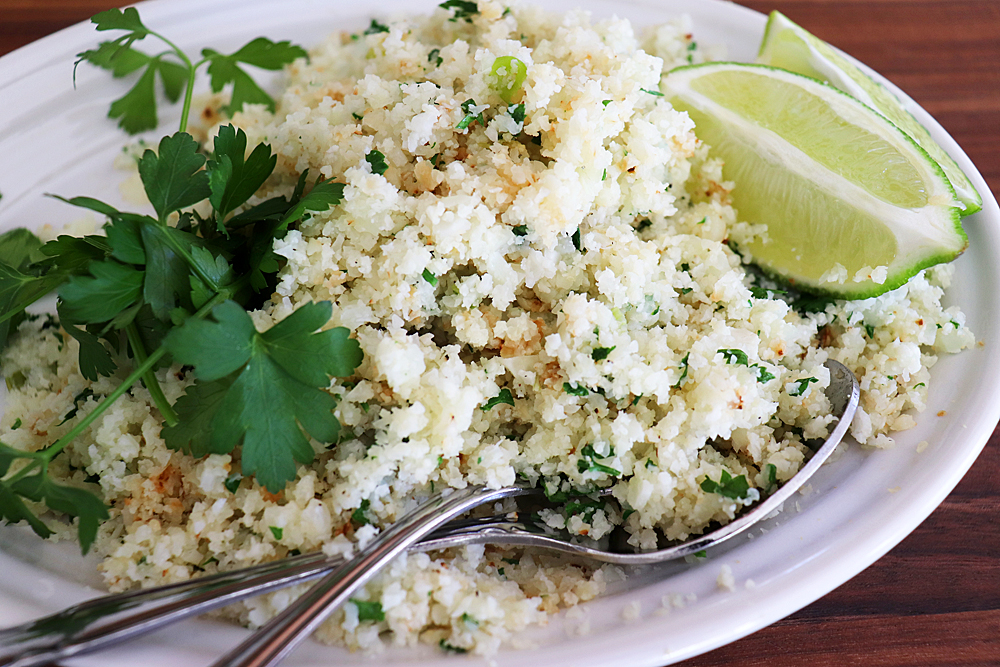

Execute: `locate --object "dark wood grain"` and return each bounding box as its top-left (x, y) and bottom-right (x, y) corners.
top-left (0, 2), bottom-right (997, 666)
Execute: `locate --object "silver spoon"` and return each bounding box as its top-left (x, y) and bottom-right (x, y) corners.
top-left (0, 359), bottom-right (858, 667)
top-left (211, 359), bottom-right (859, 667)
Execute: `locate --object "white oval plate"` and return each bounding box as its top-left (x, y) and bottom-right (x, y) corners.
top-left (1, 1), bottom-right (997, 665)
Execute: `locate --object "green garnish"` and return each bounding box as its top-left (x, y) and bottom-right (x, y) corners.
top-left (456, 98), bottom-right (485, 130)
top-left (571, 228), bottom-right (582, 252)
top-left (481, 388), bottom-right (515, 410)
top-left (439, 639), bottom-right (468, 654)
top-left (461, 612), bottom-right (479, 627)
top-left (352, 499), bottom-right (371, 526)
top-left (512, 225), bottom-right (528, 237)
top-left (364, 19), bottom-right (390, 35)
top-left (490, 55), bottom-right (527, 104)
top-left (673, 352), bottom-right (690, 387)
top-left (163, 300), bottom-right (361, 492)
top-left (591, 346), bottom-right (615, 361)
top-left (694, 550), bottom-right (707, 558)
top-left (508, 103), bottom-right (526, 124)
top-left (764, 463), bottom-right (777, 489)
top-left (269, 526), bottom-right (283, 540)
top-left (422, 268), bottom-right (438, 286)
top-left (577, 443), bottom-right (620, 477)
top-left (76, 8), bottom-right (306, 134)
top-left (700, 470), bottom-right (750, 500)
top-left (351, 599), bottom-right (385, 622)
top-left (718, 348), bottom-right (749, 366)
top-left (789, 377), bottom-right (819, 397)
top-left (439, 0), bottom-right (479, 22)
top-left (366, 149), bottom-right (388, 176)
top-left (563, 382), bottom-right (588, 397)
top-left (10, 419), bottom-right (21, 430)
top-left (640, 88), bottom-right (663, 96)
top-left (223, 472), bottom-right (242, 494)
top-left (428, 48), bottom-right (443, 67)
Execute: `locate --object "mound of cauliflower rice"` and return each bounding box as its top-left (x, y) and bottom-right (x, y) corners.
top-left (0, 0), bottom-right (975, 656)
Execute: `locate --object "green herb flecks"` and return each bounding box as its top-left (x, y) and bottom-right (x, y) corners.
top-left (700, 469), bottom-right (750, 500)
top-left (439, 0), bottom-right (479, 22)
top-left (481, 388), bottom-right (514, 411)
top-left (591, 346), bottom-right (614, 361)
top-left (563, 382), bottom-right (588, 397)
top-left (269, 526), bottom-right (283, 540)
top-left (789, 377), bottom-right (819, 397)
top-left (422, 268), bottom-right (438, 286)
top-left (364, 20), bottom-right (390, 35)
top-left (674, 352), bottom-right (690, 388)
top-left (366, 150), bottom-right (388, 176)
top-left (456, 98), bottom-right (485, 130)
top-left (352, 499), bottom-right (372, 526)
top-left (351, 599), bottom-right (385, 622)
top-left (577, 443), bottom-right (620, 477)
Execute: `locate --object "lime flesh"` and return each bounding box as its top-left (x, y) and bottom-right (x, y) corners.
top-left (757, 11), bottom-right (982, 216)
top-left (663, 63), bottom-right (965, 298)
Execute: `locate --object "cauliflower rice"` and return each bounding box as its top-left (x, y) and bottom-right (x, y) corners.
top-left (0, 1), bottom-right (975, 656)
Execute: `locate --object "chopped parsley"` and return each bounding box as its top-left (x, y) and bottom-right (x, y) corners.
top-left (365, 149), bottom-right (388, 176)
top-left (640, 88), bottom-right (663, 96)
top-left (577, 443), bottom-right (620, 477)
top-left (718, 348), bottom-right (749, 366)
top-left (571, 227), bottom-right (582, 252)
top-left (789, 377), bottom-right (819, 397)
top-left (674, 352), bottom-right (690, 388)
top-left (422, 268), bottom-right (438, 286)
top-left (508, 103), bottom-right (526, 124)
top-left (764, 463), bottom-right (777, 490)
top-left (439, 639), bottom-right (468, 654)
top-left (439, 0), bottom-right (479, 21)
top-left (481, 388), bottom-right (514, 410)
top-left (512, 225), bottom-right (529, 236)
top-left (700, 469), bottom-right (750, 500)
top-left (591, 346), bottom-right (615, 361)
top-left (223, 472), bottom-right (242, 494)
top-left (11, 418), bottom-right (21, 430)
top-left (364, 19), bottom-right (390, 34)
top-left (352, 499), bottom-right (371, 526)
top-left (351, 599), bottom-right (385, 622)
top-left (428, 48), bottom-right (443, 67)
top-left (563, 382), bottom-right (589, 397)
top-left (269, 526), bottom-right (283, 540)
top-left (456, 98), bottom-right (485, 130)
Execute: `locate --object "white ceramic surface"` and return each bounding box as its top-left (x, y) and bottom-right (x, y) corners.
top-left (0, 1), bottom-right (997, 666)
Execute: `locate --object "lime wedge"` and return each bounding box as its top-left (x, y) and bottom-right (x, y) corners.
top-left (756, 10), bottom-right (982, 216)
top-left (662, 63), bottom-right (966, 298)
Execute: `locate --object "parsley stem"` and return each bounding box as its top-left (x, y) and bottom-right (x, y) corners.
top-left (125, 323), bottom-right (178, 427)
top-left (149, 30), bottom-right (196, 133)
top-left (39, 291), bottom-right (228, 462)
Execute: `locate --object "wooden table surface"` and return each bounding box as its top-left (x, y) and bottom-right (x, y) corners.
top-left (1, 1), bottom-right (998, 666)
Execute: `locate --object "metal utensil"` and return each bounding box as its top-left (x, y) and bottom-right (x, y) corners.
top-left (211, 359), bottom-right (858, 667)
top-left (0, 359), bottom-right (858, 667)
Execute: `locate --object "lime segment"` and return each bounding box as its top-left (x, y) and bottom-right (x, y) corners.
top-left (663, 63), bottom-right (966, 298)
top-left (756, 11), bottom-right (982, 216)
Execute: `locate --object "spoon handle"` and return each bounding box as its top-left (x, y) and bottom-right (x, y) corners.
top-left (209, 485), bottom-right (521, 667)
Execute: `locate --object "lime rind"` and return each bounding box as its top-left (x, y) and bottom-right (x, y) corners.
top-left (757, 10), bottom-right (982, 216)
top-left (663, 62), bottom-right (965, 299)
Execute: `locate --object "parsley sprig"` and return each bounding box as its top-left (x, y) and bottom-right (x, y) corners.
top-left (0, 122), bottom-right (357, 547)
top-left (76, 8), bottom-right (307, 134)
